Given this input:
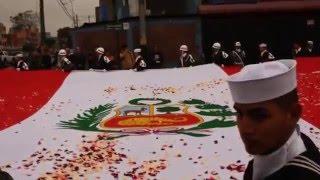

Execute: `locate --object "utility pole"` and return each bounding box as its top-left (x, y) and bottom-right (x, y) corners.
top-left (75, 14), bottom-right (79, 27)
top-left (39, 0), bottom-right (46, 44)
top-left (138, 0), bottom-right (147, 46)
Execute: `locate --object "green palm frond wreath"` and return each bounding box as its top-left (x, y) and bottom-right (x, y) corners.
top-left (57, 104), bottom-right (115, 132)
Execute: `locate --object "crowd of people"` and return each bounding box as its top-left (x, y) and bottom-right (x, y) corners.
top-left (181, 40), bottom-right (318, 68)
top-left (0, 40), bottom-right (318, 72)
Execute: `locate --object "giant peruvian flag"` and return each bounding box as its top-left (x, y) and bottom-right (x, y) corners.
top-left (0, 58), bottom-right (319, 179)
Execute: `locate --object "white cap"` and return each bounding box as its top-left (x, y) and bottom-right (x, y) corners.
top-left (15, 53), bottom-right (23, 58)
top-left (212, 42), bottom-right (221, 49)
top-left (259, 43), bottom-right (267, 48)
top-left (58, 49), bottom-right (67, 56)
top-left (96, 47), bottom-right (105, 54)
top-left (180, 45), bottom-right (188, 52)
top-left (307, 41), bottom-right (313, 45)
top-left (235, 42), bottom-right (241, 47)
top-left (227, 60), bottom-right (297, 104)
top-left (134, 48), bottom-right (142, 53)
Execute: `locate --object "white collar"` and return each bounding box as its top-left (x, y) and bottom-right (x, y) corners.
top-left (296, 48), bottom-right (301, 53)
top-left (135, 55), bottom-right (141, 62)
top-left (253, 127), bottom-right (306, 180)
top-left (260, 50), bottom-right (267, 56)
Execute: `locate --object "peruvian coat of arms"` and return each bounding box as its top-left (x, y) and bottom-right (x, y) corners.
top-left (58, 98), bottom-right (237, 139)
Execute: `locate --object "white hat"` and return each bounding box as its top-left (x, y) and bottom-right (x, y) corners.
top-left (180, 45), bottom-right (188, 52)
top-left (212, 42), bottom-right (221, 49)
top-left (134, 48), bottom-right (142, 53)
top-left (307, 41), bottom-right (313, 45)
top-left (15, 53), bottom-right (23, 58)
top-left (259, 43), bottom-right (267, 48)
top-left (235, 42), bottom-right (241, 47)
top-left (227, 60), bottom-right (297, 104)
top-left (58, 49), bottom-right (67, 56)
top-left (96, 47), bottom-right (105, 54)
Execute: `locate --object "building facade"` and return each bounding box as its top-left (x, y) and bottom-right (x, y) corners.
top-left (73, 0), bottom-right (320, 67)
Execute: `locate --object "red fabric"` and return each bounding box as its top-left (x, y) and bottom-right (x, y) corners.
top-left (223, 58), bottom-right (320, 128)
top-left (222, 65), bottom-right (242, 75)
top-left (0, 70), bottom-right (69, 131)
top-left (296, 57), bottom-right (320, 128)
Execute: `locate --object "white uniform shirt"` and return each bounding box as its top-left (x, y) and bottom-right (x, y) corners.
top-left (135, 55), bottom-right (146, 68)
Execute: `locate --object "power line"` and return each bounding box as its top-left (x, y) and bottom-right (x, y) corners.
top-left (56, 0), bottom-right (95, 26)
top-left (56, 0), bottom-right (79, 27)
top-left (56, 0), bottom-right (73, 21)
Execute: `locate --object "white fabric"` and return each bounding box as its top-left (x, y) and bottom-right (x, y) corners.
top-left (227, 60), bottom-right (297, 104)
top-left (98, 55), bottom-right (111, 64)
top-left (134, 48), bottom-right (141, 53)
top-left (0, 64), bottom-right (248, 180)
top-left (222, 51), bottom-right (229, 59)
top-left (268, 52), bottom-right (275, 60)
top-left (63, 57), bottom-right (71, 65)
top-left (140, 59), bottom-right (146, 67)
top-left (135, 55), bottom-right (142, 62)
top-left (253, 128), bottom-right (306, 180)
top-left (103, 56), bottom-right (111, 63)
top-left (16, 60), bottom-right (29, 70)
top-left (180, 54), bottom-right (195, 67)
top-left (189, 54), bottom-right (195, 63)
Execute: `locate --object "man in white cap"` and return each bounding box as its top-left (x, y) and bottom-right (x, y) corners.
top-left (94, 47), bottom-right (112, 70)
top-left (133, 48), bottom-right (147, 71)
top-left (258, 43), bottom-right (275, 63)
top-left (227, 60), bottom-right (320, 179)
top-left (302, 40), bottom-right (316, 57)
top-left (179, 45), bottom-right (195, 67)
top-left (211, 42), bottom-right (229, 67)
top-left (230, 41), bottom-right (246, 66)
top-left (57, 49), bottom-right (74, 71)
top-left (15, 53), bottom-right (29, 71)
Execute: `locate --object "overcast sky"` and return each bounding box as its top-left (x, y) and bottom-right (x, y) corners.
top-left (0, 0), bottom-right (99, 36)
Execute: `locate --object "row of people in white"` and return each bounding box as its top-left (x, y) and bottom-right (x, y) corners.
top-left (178, 42), bottom-right (275, 68)
top-left (90, 47), bottom-right (147, 72)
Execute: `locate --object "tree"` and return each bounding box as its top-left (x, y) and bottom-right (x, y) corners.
top-left (157, 106), bottom-right (180, 114)
top-left (10, 10), bottom-right (39, 31)
top-left (57, 27), bottom-right (72, 48)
